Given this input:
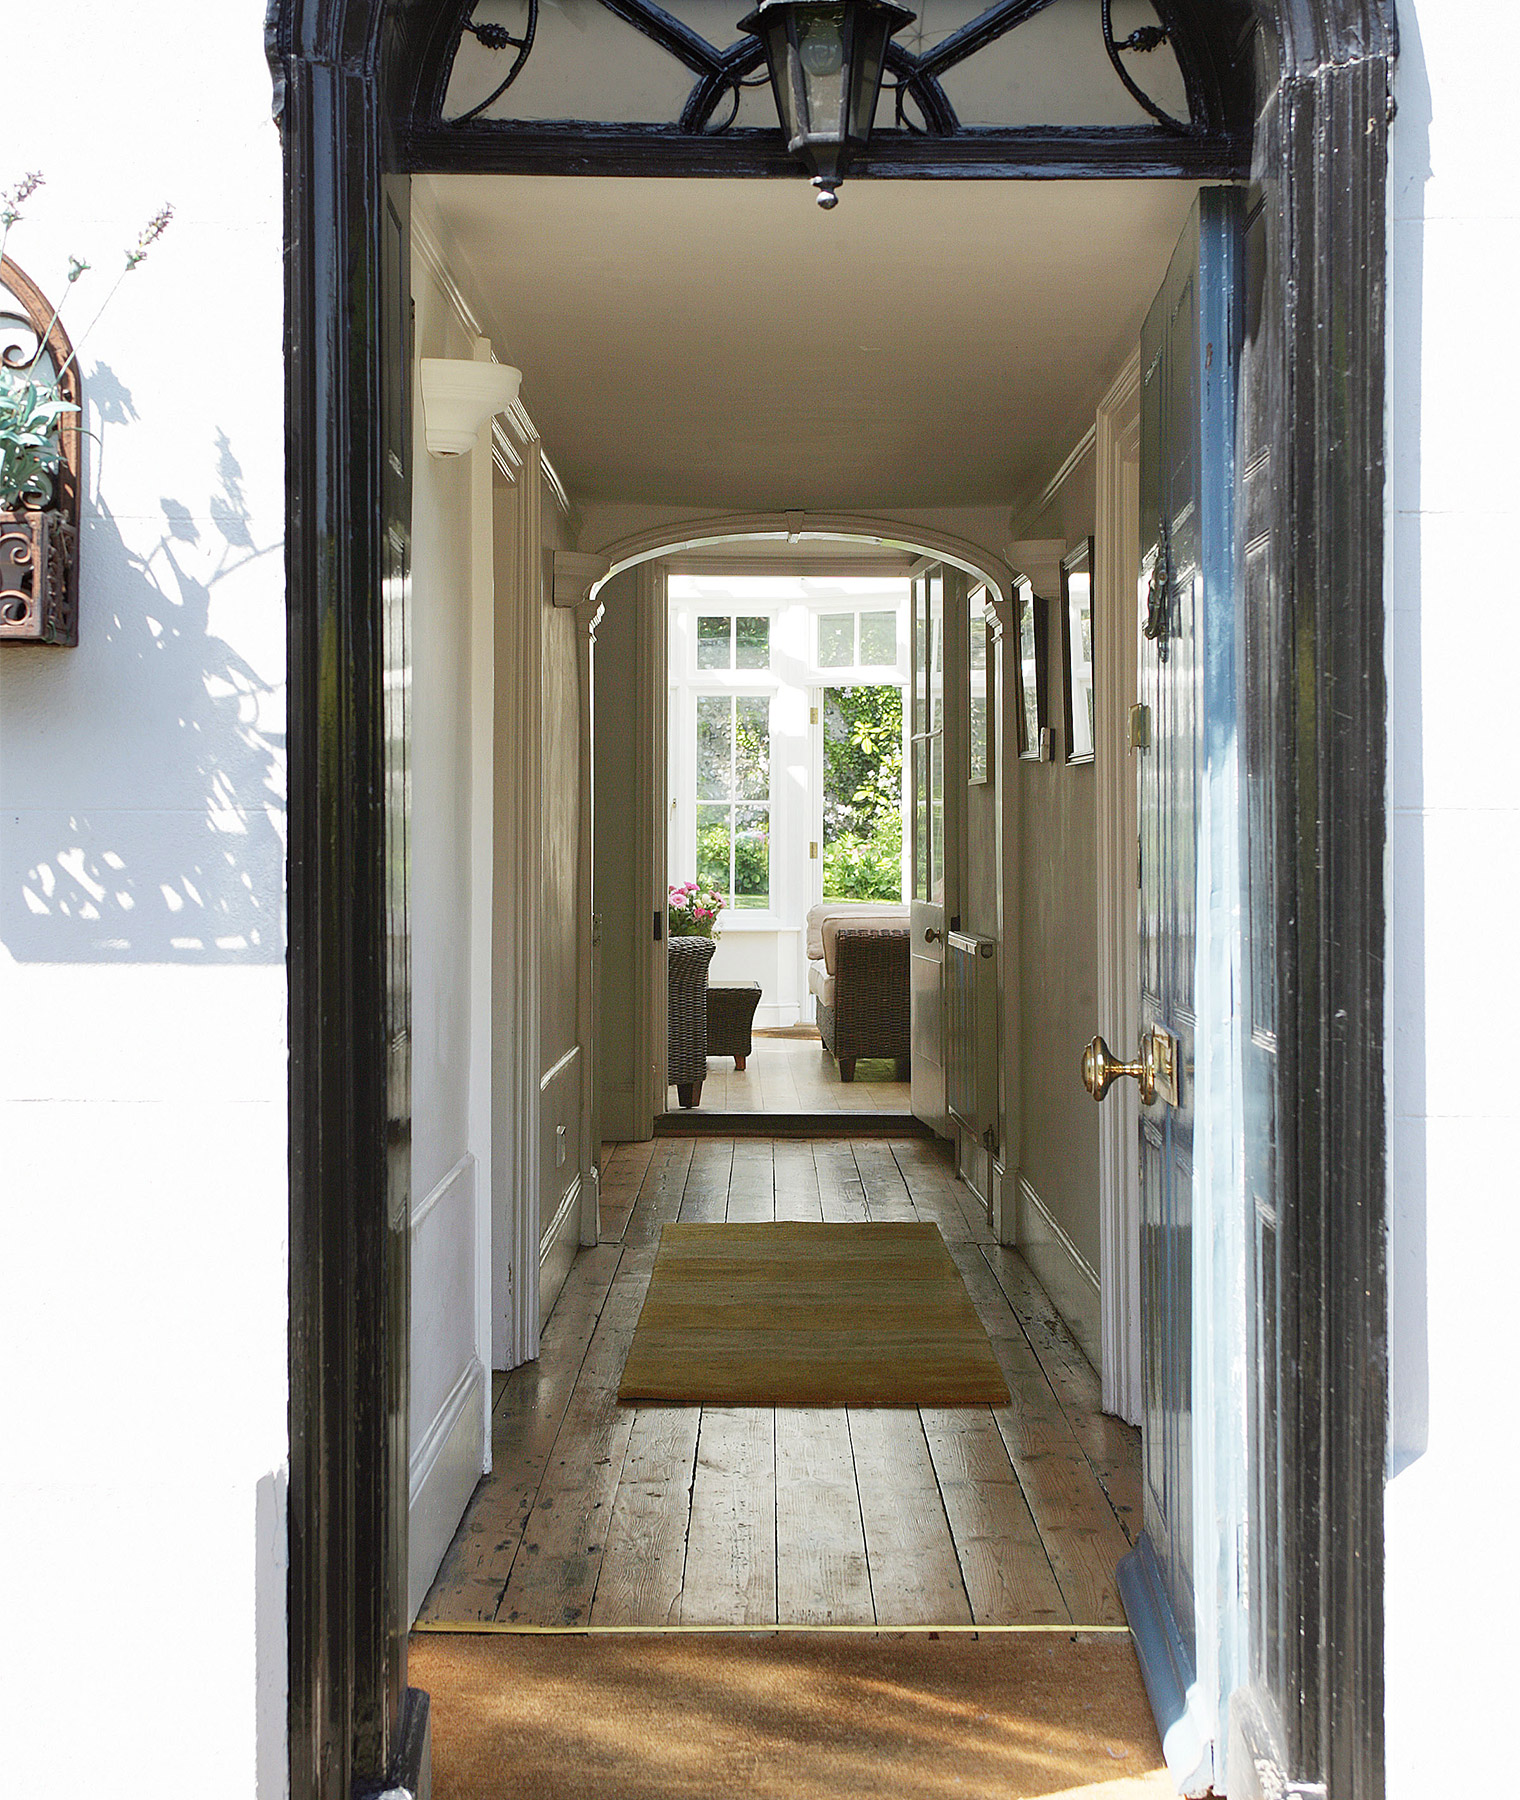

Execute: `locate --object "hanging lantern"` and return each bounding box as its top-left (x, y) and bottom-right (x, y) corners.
top-left (738, 0), bottom-right (915, 209)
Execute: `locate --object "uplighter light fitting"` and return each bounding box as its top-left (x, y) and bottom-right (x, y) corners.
top-left (419, 357), bottom-right (523, 456)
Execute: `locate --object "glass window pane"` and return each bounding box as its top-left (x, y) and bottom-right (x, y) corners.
top-left (734, 696), bottom-right (770, 800)
top-left (859, 610), bottom-right (896, 666)
top-left (735, 615), bottom-right (770, 669)
top-left (696, 695), bottom-right (732, 799)
top-left (732, 805), bottom-right (770, 909)
top-left (914, 582), bottom-right (928, 734)
top-left (697, 614), bottom-right (730, 669)
top-left (930, 729), bottom-right (945, 904)
top-left (819, 613), bottom-right (853, 667)
top-left (822, 684), bottom-right (903, 901)
top-left (913, 734), bottom-right (928, 902)
top-left (696, 804), bottom-right (731, 897)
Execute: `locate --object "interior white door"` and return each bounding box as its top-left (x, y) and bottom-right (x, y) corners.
top-left (909, 566), bottom-right (950, 1134)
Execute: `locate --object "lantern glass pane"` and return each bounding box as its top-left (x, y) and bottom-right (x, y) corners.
top-left (849, 22), bottom-right (887, 142)
top-left (797, 7), bottom-right (847, 137)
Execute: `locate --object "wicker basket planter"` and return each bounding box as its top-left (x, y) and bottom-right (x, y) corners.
top-left (0, 508), bottom-right (78, 645)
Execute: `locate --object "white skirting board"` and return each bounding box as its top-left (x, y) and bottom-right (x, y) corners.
top-left (1014, 1175), bottom-right (1102, 1372)
top-left (408, 1355), bottom-right (487, 1620)
top-left (539, 1176), bottom-right (581, 1326)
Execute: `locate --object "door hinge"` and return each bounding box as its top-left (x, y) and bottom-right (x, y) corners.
top-left (810, 705), bottom-right (819, 725)
top-left (809, 841), bottom-right (818, 859)
top-left (1129, 702), bottom-right (1151, 748)
top-left (653, 907), bottom-right (663, 942)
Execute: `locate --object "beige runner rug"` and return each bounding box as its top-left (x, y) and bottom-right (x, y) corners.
top-left (617, 1221), bottom-right (1010, 1407)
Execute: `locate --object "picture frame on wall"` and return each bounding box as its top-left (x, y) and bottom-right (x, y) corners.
top-left (1061, 537), bottom-right (1095, 765)
top-left (1015, 575), bottom-right (1047, 761)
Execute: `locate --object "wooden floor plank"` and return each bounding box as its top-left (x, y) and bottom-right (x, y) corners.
top-left (921, 1408), bottom-right (1070, 1625)
top-left (493, 1259), bottom-right (649, 1625)
top-left (847, 1408), bottom-right (972, 1625)
top-left (725, 1139), bottom-right (775, 1222)
top-left (774, 1407), bottom-right (874, 1624)
top-left (678, 1138), bottom-right (734, 1223)
top-left (772, 1139), bottom-right (824, 1221)
top-left (985, 1357), bottom-right (1132, 1626)
top-left (981, 1245), bottom-right (1142, 1542)
top-left (891, 1138), bottom-right (987, 1242)
top-left (813, 1141), bottom-right (867, 1222)
top-left (588, 1405), bottom-right (700, 1626)
top-left (677, 1408), bottom-right (777, 1624)
top-left (621, 1138), bottom-right (696, 1254)
top-left (418, 1242), bottom-right (622, 1622)
top-left (854, 1138), bottom-right (917, 1221)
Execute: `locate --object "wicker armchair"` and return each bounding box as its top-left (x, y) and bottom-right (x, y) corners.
top-left (814, 926), bottom-right (911, 1081)
top-left (667, 935), bottom-right (717, 1108)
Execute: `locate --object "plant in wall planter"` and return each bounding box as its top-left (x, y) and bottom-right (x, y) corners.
top-left (668, 881), bottom-right (726, 940)
top-left (1, 175), bottom-right (171, 646)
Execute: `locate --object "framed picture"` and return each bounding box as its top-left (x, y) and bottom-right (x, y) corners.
top-left (1015, 575), bottom-right (1048, 761)
top-left (967, 583), bottom-right (990, 784)
top-left (1061, 537), bottom-right (1095, 765)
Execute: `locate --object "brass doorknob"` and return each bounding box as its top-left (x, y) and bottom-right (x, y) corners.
top-left (1082, 1035), bottom-right (1156, 1106)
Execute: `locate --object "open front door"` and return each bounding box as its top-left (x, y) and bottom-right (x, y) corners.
top-left (909, 565), bottom-right (950, 1135)
top-left (1092, 189), bottom-right (1241, 1794)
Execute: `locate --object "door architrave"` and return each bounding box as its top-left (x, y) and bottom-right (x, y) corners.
top-left (1094, 351), bottom-right (1143, 1428)
top-left (267, 2), bottom-right (1395, 1793)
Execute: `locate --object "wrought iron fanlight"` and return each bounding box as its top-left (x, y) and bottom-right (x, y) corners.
top-left (429, 0), bottom-right (1249, 188)
top-left (736, 0), bottom-right (914, 208)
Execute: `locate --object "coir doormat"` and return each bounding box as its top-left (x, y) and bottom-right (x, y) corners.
top-left (617, 1221), bottom-right (1010, 1407)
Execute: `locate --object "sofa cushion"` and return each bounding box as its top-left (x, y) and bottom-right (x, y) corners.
top-left (807, 961), bottom-right (836, 1010)
top-left (805, 901), bottom-right (910, 964)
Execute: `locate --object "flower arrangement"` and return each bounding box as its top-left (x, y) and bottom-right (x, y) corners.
top-left (668, 880), bottom-right (726, 939)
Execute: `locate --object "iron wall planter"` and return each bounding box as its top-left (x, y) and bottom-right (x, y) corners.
top-left (0, 507), bottom-right (78, 645)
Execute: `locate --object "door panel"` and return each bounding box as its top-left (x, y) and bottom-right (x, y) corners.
top-left (1125, 191), bottom-right (1243, 1772)
top-left (909, 566), bottom-right (948, 1133)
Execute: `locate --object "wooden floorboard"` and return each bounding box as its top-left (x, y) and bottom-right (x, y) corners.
top-left (422, 1136), bottom-right (1142, 1630)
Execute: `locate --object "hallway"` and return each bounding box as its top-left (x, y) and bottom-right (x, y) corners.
top-left (419, 1138), bottom-right (1136, 1628)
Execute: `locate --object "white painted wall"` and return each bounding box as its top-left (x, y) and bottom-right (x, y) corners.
top-left (1383, 6), bottom-right (1520, 1793)
top-left (405, 224), bottom-right (495, 1617)
top-left (0, 5), bottom-right (288, 1794)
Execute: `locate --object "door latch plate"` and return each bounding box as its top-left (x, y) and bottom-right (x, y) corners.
top-left (1149, 1026), bottom-right (1181, 1107)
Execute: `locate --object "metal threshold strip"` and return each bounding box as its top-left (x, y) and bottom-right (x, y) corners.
top-left (413, 1621), bottom-right (1133, 1635)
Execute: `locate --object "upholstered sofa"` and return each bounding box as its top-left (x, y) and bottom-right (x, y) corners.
top-left (805, 902), bottom-right (911, 1081)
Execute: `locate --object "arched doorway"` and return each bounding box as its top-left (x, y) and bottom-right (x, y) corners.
top-left (268, 4), bottom-right (1395, 1795)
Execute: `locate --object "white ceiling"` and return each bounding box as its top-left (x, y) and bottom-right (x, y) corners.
top-left (425, 174), bottom-right (1201, 514)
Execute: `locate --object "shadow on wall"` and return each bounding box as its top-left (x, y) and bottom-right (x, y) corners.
top-left (2, 376), bottom-right (284, 964)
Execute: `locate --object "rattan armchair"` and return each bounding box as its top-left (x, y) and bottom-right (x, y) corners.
top-left (667, 934), bottom-right (717, 1107)
top-left (815, 925), bottom-right (911, 1081)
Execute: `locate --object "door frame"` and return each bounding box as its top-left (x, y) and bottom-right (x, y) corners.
top-left (269, 3), bottom-right (1396, 1794)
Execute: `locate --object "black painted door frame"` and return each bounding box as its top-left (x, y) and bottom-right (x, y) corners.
top-left (266, 3), bottom-right (1396, 1795)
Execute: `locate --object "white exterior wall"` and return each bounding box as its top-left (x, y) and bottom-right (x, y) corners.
top-left (1383, 4), bottom-right (1520, 1792)
top-left (0, 6), bottom-right (288, 1797)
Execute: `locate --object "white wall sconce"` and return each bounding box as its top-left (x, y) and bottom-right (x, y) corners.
top-left (419, 357), bottom-right (523, 457)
